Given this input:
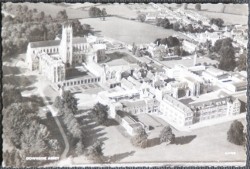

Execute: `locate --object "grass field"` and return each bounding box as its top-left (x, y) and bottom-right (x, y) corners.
top-left (80, 17), bottom-right (190, 44)
top-left (6, 2), bottom-right (89, 19)
top-left (71, 112), bottom-right (246, 164)
top-left (187, 4), bottom-right (248, 16)
top-left (186, 4), bottom-right (248, 25)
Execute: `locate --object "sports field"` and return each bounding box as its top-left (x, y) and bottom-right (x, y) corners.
top-left (80, 17), bottom-right (190, 44)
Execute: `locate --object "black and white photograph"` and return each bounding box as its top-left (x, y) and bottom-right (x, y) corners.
top-left (1, 2), bottom-right (248, 167)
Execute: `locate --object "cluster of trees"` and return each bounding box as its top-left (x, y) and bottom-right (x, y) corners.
top-left (237, 53), bottom-right (247, 71)
top-left (210, 18), bottom-right (224, 27)
top-left (131, 125), bottom-right (175, 148)
top-left (3, 101), bottom-right (61, 167)
top-left (213, 38), bottom-right (236, 71)
top-left (3, 85), bottom-right (22, 108)
top-left (54, 91), bottom-right (86, 156)
top-left (54, 91), bottom-right (78, 114)
top-left (86, 140), bottom-right (105, 163)
top-left (154, 36), bottom-right (180, 47)
top-left (91, 102), bottom-right (109, 125)
top-left (2, 4), bottom-right (91, 59)
top-left (89, 7), bottom-right (107, 19)
top-left (156, 18), bottom-right (172, 29)
top-left (227, 120), bottom-right (245, 146)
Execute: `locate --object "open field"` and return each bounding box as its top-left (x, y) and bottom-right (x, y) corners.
top-left (187, 4), bottom-right (248, 16)
top-left (68, 3), bottom-right (138, 19)
top-left (159, 55), bottom-right (218, 68)
top-left (198, 11), bottom-right (247, 25)
top-left (6, 2), bottom-right (89, 19)
top-left (80, 17), bottom-right (190, 44)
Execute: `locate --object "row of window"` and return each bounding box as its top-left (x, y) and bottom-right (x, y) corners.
top-left (33, 47), bottom-right (59, 54)
top-left (63, 77), bottom-right (101, 87)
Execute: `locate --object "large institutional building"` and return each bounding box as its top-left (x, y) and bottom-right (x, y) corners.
top-left (26, 23), bottom-right (246, 134)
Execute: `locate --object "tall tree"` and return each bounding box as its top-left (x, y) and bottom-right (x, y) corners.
top-left (101, 8), bottom-right (107, 20)
top-left (227, 120), bottom-right (245, 145)
top-left (3, 84), bottom-right (22, 108)
top-left (91, 102), bottom-right (109, 125)
top-left (218, 46), bottom-right (236, 71)
top-left (195, 4), bottom-right (201, 11)
top-left (131, 127), bottom-right (148, 148)
top-left (86, 140), bottom-right (104, 163)
top-left (137, 13), bottom-right (146, 22)
top-left (159, 126), bottom-right (175, 144)
top-left (237, 54), bottom-right (247, 71)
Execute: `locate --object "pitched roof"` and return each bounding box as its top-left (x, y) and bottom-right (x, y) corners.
top-left (30, 40), bottom-right (60, 48)
top-left (73, 37), bottom-right (87, 44)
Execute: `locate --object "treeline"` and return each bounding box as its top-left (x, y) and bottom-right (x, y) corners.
top-left (2, 85), bottom-right (62, 167)
top-left (2, 4), bottom-right (92, 59)
top-left (89, 6), bottom-right (107, 18)
top-left (54, 92), bottom-right (108, 162)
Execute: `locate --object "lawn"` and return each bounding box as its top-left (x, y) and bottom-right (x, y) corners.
top-left (71, 110), bottom-right (246, 164)
top-left (104, 51), bottom-right (138, 64)
top-left (80, 17), bottom-right (191, 44)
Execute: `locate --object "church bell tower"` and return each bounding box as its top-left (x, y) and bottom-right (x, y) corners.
top-left (60, 23), bottom-right (73, 67)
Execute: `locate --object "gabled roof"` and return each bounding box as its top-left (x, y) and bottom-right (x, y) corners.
top-left (30, 40), bottom-right (60, 48)
top-left (73, 37), bottom-right (87, 44)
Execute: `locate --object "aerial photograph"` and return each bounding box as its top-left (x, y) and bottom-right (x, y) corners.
top-left (2, 2), bottom-right (248, 167)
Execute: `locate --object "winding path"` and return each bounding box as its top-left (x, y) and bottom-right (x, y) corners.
top-left (38, 78), bottom-right (70, 159)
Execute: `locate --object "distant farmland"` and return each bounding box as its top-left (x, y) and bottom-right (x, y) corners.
top-left (5, 2), bottom-right (89, 19)
top-left (80, 17), bottom-right (191, 44)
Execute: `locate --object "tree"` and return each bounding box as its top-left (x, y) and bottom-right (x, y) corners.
top-left (227, 120), bottom-right (245, 145)
top-left (91, 103), bottom-right (109, 125)
top-left (173, 22), bottom-right (180, 31)
top-left (218, 46), bottom-right (236, 71)
top-left (131, 127), bottom-right (148, 148)
top-left (195, 4), bottom-right (201, 11)
top-left (21, 120), bottom-right (50, 155)
top-left (160, 126), bottom-right (175, 144)
top-left (101, 8), bottom-right (107, 20)
top-left (86, 140), bottom-right (104, 163)
top-left (156, 18), bottom-right (171, 29)
top-left (210, 18), bottom-right (224, 27)
top-left (167, 36), bottom-right (180, 47)
top-left (75, 140), bottom-right (85, 156)
top-left (237, 54), bottom-right (247, 71)
top-left (89, 7), bottom-right (102, 18)
top-left (53, 96), bottom-right (63, 109)
top-left (56, 10), bottom-right (68, 21)
top-left (135, 48), bottom-right (143, 57)
top-left (3, 84), bottom-right (22, 108)
top-left (137, 13), bottom-right (146, 22)
top-left (61, 91), bottom-right (78, 114)
top-left (3, 103), bottom-right (36, 148)
top-left (132, 43), bottom-right (137, 55)
top-left (186, 24), bottom-right (194, 33)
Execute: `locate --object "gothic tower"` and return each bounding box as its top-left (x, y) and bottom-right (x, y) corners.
top-left (60, 23), bottom-right (73, 66)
